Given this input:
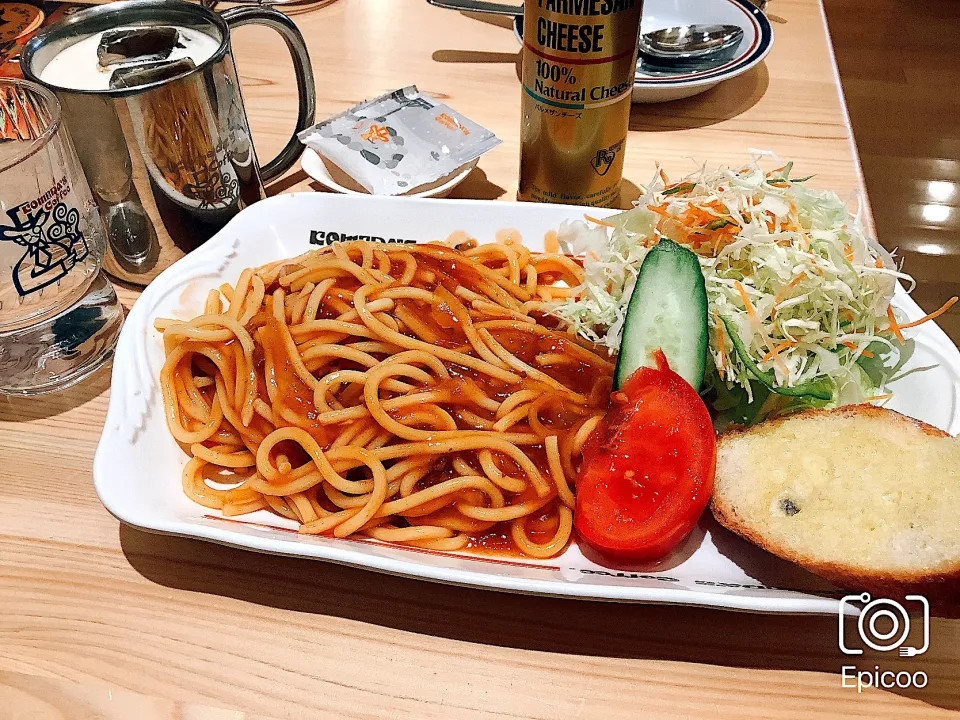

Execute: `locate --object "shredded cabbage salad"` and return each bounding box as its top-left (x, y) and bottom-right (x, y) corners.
top-left (551, 159), bottom-right (956, 425)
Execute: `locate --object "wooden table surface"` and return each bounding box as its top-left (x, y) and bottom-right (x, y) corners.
top-left (2, 1), bottom-right (958, 718)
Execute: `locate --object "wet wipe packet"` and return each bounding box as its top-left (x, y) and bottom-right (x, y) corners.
top-left (298, 86), bottom-right (501, 196)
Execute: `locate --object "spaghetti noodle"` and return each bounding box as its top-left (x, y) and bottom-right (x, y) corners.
top-left (156, 236), bottom-right (613, 558)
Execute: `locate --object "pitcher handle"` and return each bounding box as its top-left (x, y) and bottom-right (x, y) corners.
top-left (220, 6), bottom-right (316, 183)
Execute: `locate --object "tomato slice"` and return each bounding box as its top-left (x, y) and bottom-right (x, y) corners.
top-left (574, 354), bottom-right (716, 562)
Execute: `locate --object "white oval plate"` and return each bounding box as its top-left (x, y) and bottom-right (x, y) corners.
top-left (513, 0), bottom-right (774, 103)
top-left (300, 148), bottom-right (478, 198)
top-left (94, 193), bottom-right (960, 615)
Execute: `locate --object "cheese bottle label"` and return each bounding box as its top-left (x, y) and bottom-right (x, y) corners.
top-left (518, 0), bottom-right (643, 207)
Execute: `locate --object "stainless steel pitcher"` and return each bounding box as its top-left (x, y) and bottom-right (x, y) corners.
top-left (21, 0), bottom-right (316, 285)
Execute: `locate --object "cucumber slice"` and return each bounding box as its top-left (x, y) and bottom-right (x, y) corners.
top-left (613, 239), bottom-right (708, 390)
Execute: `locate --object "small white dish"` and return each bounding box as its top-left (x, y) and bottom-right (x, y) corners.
top-left (94, 193), bottom-right (960, 615)
top-left (301, 148), bottom-right (478, 198)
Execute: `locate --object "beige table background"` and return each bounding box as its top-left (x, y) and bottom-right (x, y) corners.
top-left (1, 0), bottom-right (957, 717)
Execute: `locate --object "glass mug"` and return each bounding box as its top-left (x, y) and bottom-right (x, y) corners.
top-left (21, 0), bottom-right (316, 286)
top-left (0, 79), bottom-right (122, 394)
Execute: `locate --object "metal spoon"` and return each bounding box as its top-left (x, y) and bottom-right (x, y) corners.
top-left (638, 24), bottom-right (744, 61)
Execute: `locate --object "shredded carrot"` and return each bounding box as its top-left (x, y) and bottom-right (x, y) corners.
top-left (875, 256), bottom-right (884, 269)
top-left (755, 334), bottom-right (789, 375)
top-left (896, 296), bottom-right (958, 330)
top-left (841, 341), bottom-right (874, 358)
top-left (687, 206), bottom-right (716, 225)
top-left (843, 243), bottom-right (854, 262)
top-left (712, 234), bottom-right (725, 256)
top-left (659, 168), bottom-right (669, 185)
top-left (886, 305), bottom-right (905, 343)
top-left (649, 204), bottom-right (672, 222)
top-left (583, 214), bottom-right (616, 228)
top-left (842, 309), bottom-right (855, 322)
top-left (761, 340), bottom-right (798, 362)
top-left (865, 393), bottom-right (893, 403)
top-left (713, 310), bottom-right (726, 377)
top-left (734, 280), bottom-right (758, 321)
top-left (773, 272), bottom-right (807, 309)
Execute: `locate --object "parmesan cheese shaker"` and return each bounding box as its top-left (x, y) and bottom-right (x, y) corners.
top-left (518, 0), bottom-right (643, 207)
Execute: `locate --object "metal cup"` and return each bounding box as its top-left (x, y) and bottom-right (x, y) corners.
top-left (21, 0), bottom-right (316, 286)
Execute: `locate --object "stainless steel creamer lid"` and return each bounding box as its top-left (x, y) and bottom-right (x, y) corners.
top-left (20, 0), bottom-right (230, 97)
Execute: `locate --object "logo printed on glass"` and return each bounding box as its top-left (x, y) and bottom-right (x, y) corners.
top-left (0, 176), bottom-right (88, 297)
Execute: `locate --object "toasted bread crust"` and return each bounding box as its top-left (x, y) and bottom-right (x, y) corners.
top-left (718, 403), bottom-right (950, 442)
top-left (710, 405), bottom-right (960, 607)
